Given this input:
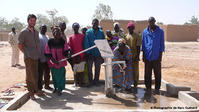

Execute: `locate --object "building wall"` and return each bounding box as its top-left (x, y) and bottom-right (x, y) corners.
top-left (1, 21), bottom-right (199, 42)
top-left (162, 25), bottom-right (199, 41)
top-left (0, 31), bottom-right (10, 41)
top-left (159, 25), bottom-right (168, 41)
top-left (100, 19), bottom-right (148, 34)
top-left (101, 20), bottom-right (199, 41)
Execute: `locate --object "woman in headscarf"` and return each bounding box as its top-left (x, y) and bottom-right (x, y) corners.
top-left (112, 22), bottom-right (125, 39)
top-left (125, 21), bottom-right (142, 88)
top-left (45, 26), bottom-right (71, 96)
top-left (112, 38), bottom-right (134, 91)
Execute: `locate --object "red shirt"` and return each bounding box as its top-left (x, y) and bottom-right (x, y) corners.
top-left (68, 33), bottom-right (85, 60)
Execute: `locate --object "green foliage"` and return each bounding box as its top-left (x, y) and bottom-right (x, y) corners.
top-left (184, 16), bottom-right (199, 25)
top-left (157, 22), bottom-right (163, 25)
top-left (35, 14), bottom-right (50, 31)
top-left (36, 10), bottom-right (69, 32)
top-left (46, 9), bottom-right (68, 26)
top-left (10, 18), bottom-right (25, 31)
top-left (0, 17), bottom-right (24, 31)
top-left (92, 3), bottom-right (113, 21)
top-left (0, 9), bottom-right (69, 32)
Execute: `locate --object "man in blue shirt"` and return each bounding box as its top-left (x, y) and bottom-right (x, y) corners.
top-left (142, 17), bottom-right (165, 94)
top-left (84, 19), bottom-right (105, 87)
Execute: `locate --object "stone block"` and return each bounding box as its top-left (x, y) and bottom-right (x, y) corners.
top-left (166, 84), bottom-right (191, 96)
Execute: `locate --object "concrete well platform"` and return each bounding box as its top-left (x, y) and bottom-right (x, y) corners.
top-left (7, 83), bottom-right (194, 111)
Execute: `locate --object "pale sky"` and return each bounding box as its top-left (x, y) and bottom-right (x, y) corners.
top-left (1, 0), bottom-right (199, 27)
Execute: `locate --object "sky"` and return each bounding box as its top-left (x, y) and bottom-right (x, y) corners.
top-left (1, 0), bottom-right (199, 27)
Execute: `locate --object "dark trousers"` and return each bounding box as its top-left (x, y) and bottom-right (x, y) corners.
top-left (75, 72), bottom-right (84, 86)
top-left (24, 58), bottom-right (39, 93)
top-left (38, 61), bottom-right (50, 90)
top-left (87, 56), bottom-right (102, 85)
top-left (144, 60), bottom-right (161, 90)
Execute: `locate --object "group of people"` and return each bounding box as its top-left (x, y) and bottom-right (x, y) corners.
top-left (15, 14), bottom-right (105, 99)
top-left (111, 17), bottom-right (165, 94)
top-left (9, 13), bottom-right (164, 100)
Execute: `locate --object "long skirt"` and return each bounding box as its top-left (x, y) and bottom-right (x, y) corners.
top-left (51, 67), bottom-right (66, 92)
top-left (73, 62), bottom-right (89, 86)
top-left (113, 64), bottom-right (134, 89)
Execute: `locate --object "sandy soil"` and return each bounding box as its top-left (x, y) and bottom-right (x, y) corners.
top-left (0, 41), bottom-right (199, 93)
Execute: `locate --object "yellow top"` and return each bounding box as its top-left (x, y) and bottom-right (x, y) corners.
top-left (125, 33), bottom-right (142, 59)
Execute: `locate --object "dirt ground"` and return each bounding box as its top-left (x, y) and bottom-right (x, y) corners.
top-left (0, 41), bottom-right (199, 93)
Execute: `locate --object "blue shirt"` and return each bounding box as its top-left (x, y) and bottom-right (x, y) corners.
top-left (84, 28), bottom-right (105, 56)
top-left (142, 26), bottom-right (165, 61)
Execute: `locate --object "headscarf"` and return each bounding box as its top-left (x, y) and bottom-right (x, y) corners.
top-left (118, 38), bottom-right (126, 54)
top-left (118, 38), bottom-right (126, 44)
top-left (114, 22), bottom-right (120, 28)
top-left (127, 21), bottom-right (135, 29)
top-left (51, 26), bottom-right (61, 32)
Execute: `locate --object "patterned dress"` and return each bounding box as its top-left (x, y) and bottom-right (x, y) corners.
top-left (112, 46), bottom-right (134, 89)
top-left (125, 33), bottom-right (142, 86)
top-left (106, 36), bottom-right (119, 51)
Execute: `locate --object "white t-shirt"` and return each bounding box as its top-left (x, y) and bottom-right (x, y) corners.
top-left (73, 61), bottom-right (86, 73)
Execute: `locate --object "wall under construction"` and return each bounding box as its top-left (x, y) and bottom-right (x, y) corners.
top-left (160, 24), bottom-right (199, 41)
top-left (100, 20), bottom-right (199, 41)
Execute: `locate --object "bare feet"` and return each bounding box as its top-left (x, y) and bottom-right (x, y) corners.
top-left (11, 65), bottom-right (16, 67)
top-left (57, 91), bottom-right (62, 96)
top-left (30, 95), bottom-right (36, 100)
top-left (36, 90), bottom-right (45, 96)
top-left (53, 88), bottom-right (57, 93)
top-left (45, 86), bottom-right (53, 90)
top-left (15, 64), bottom-right (21, 66)
top-left (29, 92), bottom-right (36, 100)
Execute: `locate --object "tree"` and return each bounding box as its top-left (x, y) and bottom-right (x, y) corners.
top-left (0, 9), bottom-right (69, 31)
top-left (46, 9), bottom-right (68, 26)
top-left (0, 17), bottom-right (8, 31)
top-left (36, 14), bottom-right (51, 31)
top-left (0, 17), bottom-right (24, 31)
top-left (46, 9), bottom-right (58, 26)
top-left (184, 16), bottom-right (199, 25)
top-left (189, 16), bottom-right (199, 24)
top-left (157, 22), bottom-right (163, 25)
top-left (9, 17), bottom-right (25, 31)
top-left (54, 16), bottom-right (68, 26)
top-left (92, 3), bottom-right (113, 21)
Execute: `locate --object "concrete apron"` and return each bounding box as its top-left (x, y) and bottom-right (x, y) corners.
top-left (2, 79), bottom-right (199, 111)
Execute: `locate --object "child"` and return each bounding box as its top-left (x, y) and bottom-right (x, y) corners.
top-left (106, 30), bottom-right (119, 51)
top-left (44, 26), bottom-right (71, 96)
